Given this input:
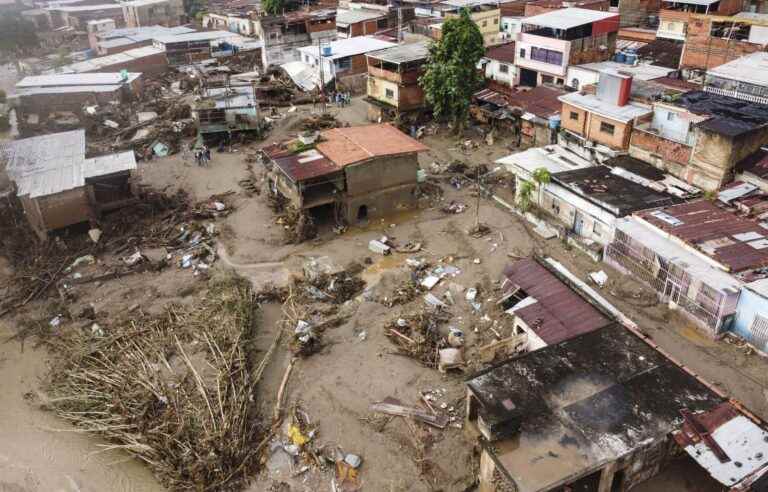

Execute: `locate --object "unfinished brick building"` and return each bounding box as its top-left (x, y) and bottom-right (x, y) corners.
top-left (680, 12), bottom-right (768, 73)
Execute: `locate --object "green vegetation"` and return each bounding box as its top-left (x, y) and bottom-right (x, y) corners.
top-left (0, 14), bottom-right (39, 55)
top-left (517, 168), bottom-right (551, 212)
top-left (262, 0), bottom-right (285, 15)
top-left (419, 8), bottom-right (485, 132)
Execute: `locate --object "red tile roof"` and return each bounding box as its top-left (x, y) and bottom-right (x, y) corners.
top-left (316, 123), bottom-right (428, 167)
top-left (637, 200), bottom-right (768, 273)
top-left (503, 258), bottom-right (611, 345)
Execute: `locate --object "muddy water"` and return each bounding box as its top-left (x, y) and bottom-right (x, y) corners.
top-left (0, 322), bottom-right (165, 492)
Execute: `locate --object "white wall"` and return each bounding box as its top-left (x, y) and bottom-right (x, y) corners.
top-left (651, 105), bottom-right (693, 144)
top-left (566, 66), bottom-right (600, 90)
top-left (485, 59), bottom-right (516, 86)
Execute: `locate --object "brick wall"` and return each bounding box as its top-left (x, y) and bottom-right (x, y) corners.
top-left (630, 129), bottom-right (692, 167)
top-left (681, 16), bottom-right (765, 71)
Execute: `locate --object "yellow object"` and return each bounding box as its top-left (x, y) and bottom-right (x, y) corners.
top-left (288, 425), bottom-right (308, 446)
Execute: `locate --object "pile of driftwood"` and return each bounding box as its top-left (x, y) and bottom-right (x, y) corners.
top-left (44, 275), bottom-right (265, 490)
top-left (276, 206), bottom-right (317, 244)
top-left (385, 310), bottom-right (451, 368)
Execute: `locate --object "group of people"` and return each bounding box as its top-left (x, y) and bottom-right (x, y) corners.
top-left (332, 91), bottom-right (351, 107)
top-left (194, 145), bottom-right (212, 167)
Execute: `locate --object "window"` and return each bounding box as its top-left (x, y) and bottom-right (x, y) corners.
top-left (493, 17), bottom-right (498, 24)
top-left (377, 17), bottom-right (388, 29)
top-left (569, 111), bottom-right (579, 121)
top-left (542, 75), bottom-right (554, 84)
top-left (556, 78), bottom-right (563, 85)
top-left (593, 221), bottom-right (603, 236)
top-left (571, 78), bottom-right (580, 89)
top-left (335, 56), bottom-right (352, 71)
top-left (499, 63), bottom-right (509, 74)
top-left (385, 88), bottom-right (394, 99)
top-left (530, 47), bottom-right (563, 66)
top-left (551, 197), bottom-right (560, 213)
top-left (482, 20), bottom-right (487, 27)
top-left (600, 121), bottom-right (615, 135)
top-left (666, 111), bottom-right (676, 121)
top-left (519, 48), bottom-right (525, 59)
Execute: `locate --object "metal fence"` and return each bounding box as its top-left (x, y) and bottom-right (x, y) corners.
top-left (604, 230), bottom-right (734, 333)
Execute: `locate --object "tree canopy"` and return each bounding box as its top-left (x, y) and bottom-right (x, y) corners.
top-left (419, 8), bottom-right (485, 131)
top-left (262, 0), bottom-right (285, 15)
top-left (0, 14), bottom-right (39, 55)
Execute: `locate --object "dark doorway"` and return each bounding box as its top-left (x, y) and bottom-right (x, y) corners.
top-left (357, 205), bottom-right (368, 222)
top-left (520, 68), bottom-right (538, 87)
top-left (566, 468), bottom-right (602, 492)
top-left (611, 469), bottom-right (625, 492)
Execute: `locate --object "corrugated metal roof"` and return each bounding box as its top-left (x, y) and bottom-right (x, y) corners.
top-left (484, 42), bottom-right (516, 64)
top-left (366, 41), bottom-right (430, 64)
top-left (502, 258), bottom-right (611, 345)
top-left (154, 30), bottom-right (239, 44)
top-left (297, 36), bottom-right (395, 61)
top-left (17, 85), bottom-right (131, 96)
top-left (636, 200), bottom-right (768, 273)
top-left (523, 8), bottom-right (618, 30)
top-left (53, 46), bottom-right (163, 74)
top-left (17, 72), bottom-right (141, 88)
top-left (673, 402), bottom-right (768, 487)
top-left (47, 3), bottom-right (121, 11)
top-left (336, 8), bottom-right (385, 25)
top-left (317, 123), bottom-right (428, 167)
top-left (1, 130), bottom-right (135, 198)
top-left (266, 146), bottom-right (341, 182)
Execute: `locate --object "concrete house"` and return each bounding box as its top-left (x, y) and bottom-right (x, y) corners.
top-left (604, 199), bottom-right (768, 334)
top-left (296, 36), bottom-right (395, 83)
top-left (253, 10), bottom-right (337, 68)
top-left (628, 91), bottom-right (768, 192)
top-left (0, 130), bottom-right (137, 241)
top-left (265, 124), bottom-right (427, 224)
top-left (559, 70), bottom-right (652, 159)
top-left (481, 42), bottom-right (516, 89)
top-left (365, 41), bottom-right (429, 120)
top-left (52, 45), bottom-right (169, 75)
top-left (679, 11), bottom-right (768, 73)
top-left (515, 8), bottom-right (620, 88)
top-left (465, 321), bottom-right (768, 492)
top-left (655, 0), bottom-right (741, 43)
top-left (193, 80), bottom-right (262, 141)
top-left (431, 0), bottom-right (503, 47)
top-left (121, 0), bottom-right (184, 28)
top-left (704, 51), bottom-right (768, 104)
top-left (91, 25), bottom-right (196, 55)
top-left (152, 30), bottom-right (245, 65)
top-left (335, 8), bottom-right (388, 38)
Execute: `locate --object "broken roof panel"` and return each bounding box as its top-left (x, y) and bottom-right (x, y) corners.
top-left (673, 402), bottom-right (768, 488)
top-left (637, 200), bottom-right (768, 273)
top-left (266, 146), bottom-right (340, 182)
top-left (83, 151), bottom-right (137, 179)
top-left (737, 148), bottom-right (768, 179)
top-left (316, 124), bottom-right (428, 167)
top-left (502, 258), bottom-right (611, 345)
top-left (467, 324), bottom-right (724, 492)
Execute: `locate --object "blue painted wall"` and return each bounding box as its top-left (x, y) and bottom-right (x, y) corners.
top-left (732, 286), bottom-right (768, 352)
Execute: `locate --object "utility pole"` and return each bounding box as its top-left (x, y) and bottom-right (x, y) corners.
top-left (397, 7), bottom-right (403, 43)
top-left (318, 40), bottom-right (326, 113)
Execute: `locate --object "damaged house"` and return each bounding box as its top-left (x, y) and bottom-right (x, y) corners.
top-left (604, 199), bottom-right (768, 335)
top-left (192, 78), bottom-right (263, 141)
top-left (265, 123), bottom-right (427, 224)
top-left (0, 129), bottom-right (137, 241)
top-left (466, 321), bottom-right (768, 492)
top-left (365, 41), bottom-right (429, 121)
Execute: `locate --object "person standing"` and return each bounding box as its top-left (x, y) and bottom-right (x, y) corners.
top-left (204, 145), bottom-right (211, 164)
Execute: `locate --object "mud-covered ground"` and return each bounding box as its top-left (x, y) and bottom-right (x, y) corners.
top-left (1, 96), bottom-right (766, 492)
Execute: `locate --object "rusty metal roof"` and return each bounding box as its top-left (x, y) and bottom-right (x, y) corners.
top-left (637, 200), bottom-right (768, 273)
top-left (503, 258), bottom-right (611, 345)
top-left (265, 145), bottom-right (340, 182)
top-left (737, 149), bottom-right (768, 179)
top-left (316, 124), bottom-right (428, 167)
top-left (484, 42), bottom-right (516, 64)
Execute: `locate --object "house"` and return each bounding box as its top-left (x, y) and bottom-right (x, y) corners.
top-left (678, 11), bottom-right (768, 73)
top-left (90, 25), bottom-right (195, 55)
top-left (295, 36), bottom-right (396, 84)
top-left (704, 52), bottom-right (768, 104)
top-left (604, 199), bottom-right (768, 333)
top-left (152, 30), bottom-right (249, 65)
top-left (656, 0), bottom-right (741, 43)
top-left (265, 124), bottom-right (428, 224)
top-left (253, 10), bottom-right (337, 68)
top-left (0, 130), bottom-right (137, 241)
top-left (481, 42), bottom-right (516, 88)
top-left (474, 85), bottom-right (565, 145)
top-left (515, 8), bottom-right (620, 87)
top-left (612, 0), bottom-right (660, 28)
top-left (51, 45), bottom-right (169, 75)
top-left (201, 12), bottom-right (256, 36)
top-left (365, 41), bottom-right (429, 120)
top-left (732, 279), bottom-right (768, 353)
top-left (193, 80), bottom-right (263, 140)
top-left (565, 60), bottom-right (674, 90)
top-left (121, 0), bottom-right (184, 28)
top-left (438, 0), bottom-right (503, 47)
top-left (466, 320), bottom-right (768, 492)
top-left (628, 91), bottom-right (768, 191)
top-left (46, 3), bottom-right (125, 30)
top-left (336, 8), bottom-right (388, 38)
top-left (497, 144), bottom-right (593, 198)
top-left (14, 72), bottom-right (142, 119)
top-left (500, 257), bottom-right (613, 352)
top-left (559, 70), bottom-right (653, 159)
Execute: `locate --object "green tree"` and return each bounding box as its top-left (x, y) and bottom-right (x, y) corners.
top-left (419, 8), bottom-right (484, 131)
top-left (517, 181), bottom-right (534, 212)
top-left (0, 15), bottom-right (39, 55)
top-left (531, 167), bottom-right (551, 206)
top-left (262, 0), bottom-right (285, 15)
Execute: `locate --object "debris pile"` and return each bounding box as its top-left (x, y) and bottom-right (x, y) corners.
top-left (276, 206), bottom-right (318, 244)
top-left (43, 275), bottom-right (265, 490)
top-left (300, 113), bottom-right (339, 132)
top-left (385, 310), bottom-right (452, 368)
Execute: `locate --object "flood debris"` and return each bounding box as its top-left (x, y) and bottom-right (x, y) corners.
top-left (385, 310), bottom-right (452, 368)
top-left (42, 275), bottom-right (265, 490)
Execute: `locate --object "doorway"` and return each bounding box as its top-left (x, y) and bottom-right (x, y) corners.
top-left (357, 205), bottom-right (368, 222)
top-left (520, 68), bottom-right (538, 87)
